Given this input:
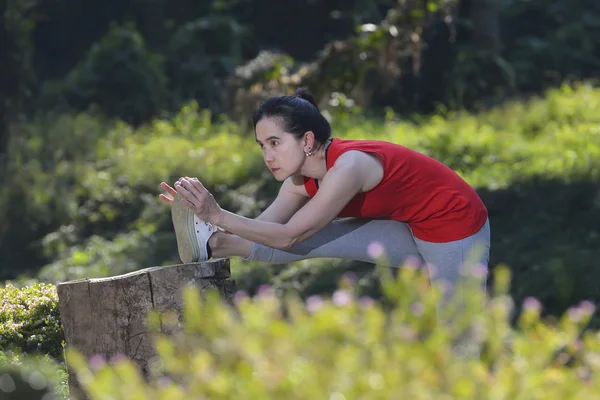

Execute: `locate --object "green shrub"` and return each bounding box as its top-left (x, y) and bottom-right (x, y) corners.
top-left (0, 111), bottom-right (116, 279)
top-left (166, 15), bottom-right (248, 115)
top-left (64, 265), bottom-right (600, 399)
top-left (0, 283), bottom-right (64, 362)
top-left (63, 23), bottom-right (168, 124)
top-left (0, 349), bottom-right (68, 399)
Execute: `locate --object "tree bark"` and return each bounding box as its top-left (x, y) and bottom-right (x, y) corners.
top-left (470, 0), bottom-right (502, 54)
top-left (56, 258), bottom-right (236, 400)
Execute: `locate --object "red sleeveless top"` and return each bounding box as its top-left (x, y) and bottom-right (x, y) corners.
top-left (303, 138), bottom-right (488, 243)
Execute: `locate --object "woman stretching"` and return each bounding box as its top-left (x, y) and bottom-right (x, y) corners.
top-left (159, 88), bottom-right (491, 305)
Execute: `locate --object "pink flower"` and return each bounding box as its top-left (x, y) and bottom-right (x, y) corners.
top-left (111, 353), bottom-right (128, 364)
top-left (89, 354), bottom-right (106, 371)
top-left (411, 302), bottom-right (425, 317)
top-left (367, 241), bottom-right (385, 259)
top-left (470, 263), bottom-right (488, 279)
top-left (568, 307), bottom-right (584, 323)
top-left (425, 263), bottom-right (438, 278)
top-left (332, 290), bottom-right (352, 307)
top-left (580, 300), bottom-right (596, 316)
top-left (358, 296), bottom-right (374, 309)
top-left (257, 285), bottom-right (274, 297)
top-left (523, 297), bottom-right (542, 313)
top-left (233, 290), bottom-right (249, 304)
top-left (404, 256), bottom-right (421, 270)
top-left (306, 296), bottom-right (324, 313)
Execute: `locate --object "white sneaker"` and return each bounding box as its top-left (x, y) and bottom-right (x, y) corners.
top-left (171, 192), bottom-right (217, 263)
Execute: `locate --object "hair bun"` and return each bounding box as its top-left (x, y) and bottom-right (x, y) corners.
top-left (294, 87), bottom-right (319, 110)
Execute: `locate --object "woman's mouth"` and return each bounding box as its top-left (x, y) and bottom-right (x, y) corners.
top-left (270, 168), bottom-right (280, 173)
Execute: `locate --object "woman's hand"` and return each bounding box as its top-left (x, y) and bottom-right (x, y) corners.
top-left (174, 177), bottom-right (222, 224)
top-left (159, 181), bottom-right (177, 205)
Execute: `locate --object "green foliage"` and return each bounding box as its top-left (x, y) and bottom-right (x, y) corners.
top-left (6, 0), bottom-right (600, 122)
top-left (445, 0), bottom-right (600, 110)
top-left (0, 349), bottom-right (68, 399)
top-left (2, 82), bottom-right (599, 328)
top-left (62, 266), bottom-right (600, 399)
top-left (0, 112), bottom-right (114, 279)
top-left (63, 23), bottom-right (167, 124)
top-left (0, 283), bottom-right (64, 361)
top-left (0, 0), bottom-right (38, 159)
top-left (500, 0), bottom-right (600, 91)
top-left (166, 15), bottom-right (248, 114)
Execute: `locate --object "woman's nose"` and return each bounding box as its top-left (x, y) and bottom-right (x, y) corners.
top-left (263, 149), bottom-right (274, 161)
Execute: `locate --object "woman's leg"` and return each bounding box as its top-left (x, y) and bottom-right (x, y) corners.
top-left (412, 219), bottom-right (491, 357)
top-left (411, 218), bottom-right (491, 297)
top-left (210, 218), bottom-right (424, 267)
top-left (211, 216), bottom-right (491, 357)
top-left (211, 217), bottom-right (490, 296)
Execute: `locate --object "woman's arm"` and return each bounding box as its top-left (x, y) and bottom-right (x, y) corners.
top-left (255, 175), bottom-right (310, 224)
top-left (212, 152), bottom-right (369, 249)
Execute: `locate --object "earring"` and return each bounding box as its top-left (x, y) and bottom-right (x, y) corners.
top-left (305, 149), bottom-right (313, 157)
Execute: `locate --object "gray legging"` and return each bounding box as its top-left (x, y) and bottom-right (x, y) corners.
top-left (244, 217), bottom-right (491, 298)
top-left (244, 217), bottom-right (491, 356)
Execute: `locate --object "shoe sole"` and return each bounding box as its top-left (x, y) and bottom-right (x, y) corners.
top-left (171, 192), bottom-right (200, 264)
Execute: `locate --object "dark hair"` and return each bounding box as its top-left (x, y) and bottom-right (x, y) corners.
top-left (252, 87), bottom-right (332, 144)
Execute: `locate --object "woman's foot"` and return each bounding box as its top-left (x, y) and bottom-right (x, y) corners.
top-left (171, 192), bottom-right (217, 263)
top-left (207, 229), bottom-right (253, 259)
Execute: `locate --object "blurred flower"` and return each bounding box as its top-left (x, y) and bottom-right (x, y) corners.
top-left (568, 307), bottom-right (584, 323)
top-left (367, 241), bottom-right (385, 259)
top-left (470, 263), bottom-right (488, 279)
top-left (523, 297), bottom-right (542, 313)
top-left (111, 353), bottom-right (128, 364)
top-left (340, 272), bottom-right (357, 288)
top-left (358, 296), bottom-right (374, 310)
top-left (233, 290), bottom-right (249, 304)
top-left (425, 263), bottom-right (438, 278)
top-left (404, 256), bottom-right (421, 270)
top-left (411, 302), bottom-right (424, 317)
top-left (257, 284), bottom-right (274, 297)
top-left (306, 296), bottom-right (323, 313)
top-left (89, 354), bottom-right (106, 370)
top-left (157, 376), bottom-right (173, 388)
top-left (580, 300), bottom-right (596, 316)
top-left (333, 290), bottom-right (352, 307)
top-left (398, 325), bottom-right (417, 341)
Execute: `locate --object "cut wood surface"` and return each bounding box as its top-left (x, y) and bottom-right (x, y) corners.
top-left (56, 258), bottom-right (236, 399)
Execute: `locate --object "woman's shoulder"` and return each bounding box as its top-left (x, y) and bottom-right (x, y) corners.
top-left (284, 174), bottom-right (310, 196)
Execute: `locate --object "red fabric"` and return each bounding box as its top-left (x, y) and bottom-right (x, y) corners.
top-left (303, 138), bottom-right (488, 243)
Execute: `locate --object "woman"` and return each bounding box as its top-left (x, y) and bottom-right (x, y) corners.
top-left (160, 88), bottom-right (491, 301)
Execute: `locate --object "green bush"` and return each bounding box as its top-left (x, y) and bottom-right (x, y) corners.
top-left (0, 349), bottom-right (68, 399)
top-left (0, 112), bottom-right (115, 279)
top-left (63, 23), bottom-right (168, 124)
top-left (63, 265), bottom-right (600, 399)
top-left (166, 15), bottom-right (248, 115)
top-left (0, 283), bottom-right (64, 361)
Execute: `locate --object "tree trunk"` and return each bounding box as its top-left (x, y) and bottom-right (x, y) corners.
top-left (471, 0), bottom-right (502, 54)
top-left (56, 258), bottom-right (236, 400)
top-left (0, 2), bottom-right (11, 163)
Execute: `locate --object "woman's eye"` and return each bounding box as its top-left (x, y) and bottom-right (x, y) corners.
top-left (271, 141), bottom-right (279, 146)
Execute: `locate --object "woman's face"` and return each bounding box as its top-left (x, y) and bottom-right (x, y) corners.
top-left (255, 117), bottom-right (307, 181)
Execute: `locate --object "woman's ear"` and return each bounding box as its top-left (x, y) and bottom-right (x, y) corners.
top-left (303, 131), bottom-right (315, 151)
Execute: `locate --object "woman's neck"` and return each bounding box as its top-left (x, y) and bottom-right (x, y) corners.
top-left (300, 139), bottom-right (332, 180)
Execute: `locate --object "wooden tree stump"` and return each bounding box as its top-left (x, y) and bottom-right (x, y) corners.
top-left (56, 258), bottom-right (236, 399)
